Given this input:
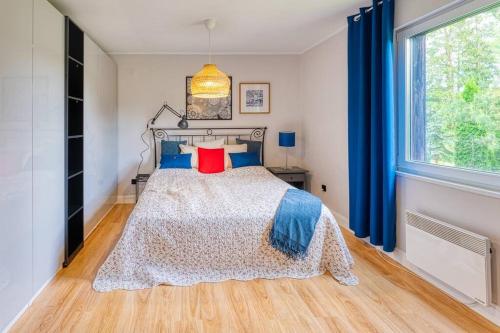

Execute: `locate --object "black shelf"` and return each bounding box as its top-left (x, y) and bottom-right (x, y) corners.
top-left (68, 59), bottom-right (83, 99)
top-left (68, 98), bottom-right (83, 136)
top-left (68, 170), bottom-right (83, 180)
top-left (67, 173), bottom-right (83, 217)
top-left (64, 17), bottom-right (84, 267)
top-left (68, 205), bottom-right (83, 220)
top-left (68, 19), bottom-right (83, 63)
top-left (68, 55), bottom-right (83, 66)
top-left (67, 209), bottom-right (84, 259)
top-left (67, 137), bottom-right (83, 176)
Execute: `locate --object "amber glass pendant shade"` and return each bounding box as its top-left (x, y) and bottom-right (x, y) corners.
top-left (191, 64), bottom-right (230, 98)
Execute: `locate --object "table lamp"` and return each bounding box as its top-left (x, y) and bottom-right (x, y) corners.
top-left (279, 131), bottom-right (295, 170)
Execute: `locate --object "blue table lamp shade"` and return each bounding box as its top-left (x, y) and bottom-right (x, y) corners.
top-left (279, 131), bottom-right (295, 169)
top-left (279, 131), bottom-right (295, 147)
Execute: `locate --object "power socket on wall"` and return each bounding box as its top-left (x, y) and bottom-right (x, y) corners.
top-left (321, 184), bottom-right (327, 192)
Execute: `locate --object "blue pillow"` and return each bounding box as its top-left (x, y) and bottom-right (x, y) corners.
top-left (161, 140), bottom-right (187, 155)
top-left (229, 152), bottom-right (261, 168)
top-left (160, 154), bottom-right (192, 169)
top-left (236, 139), bottom-right (262, 161)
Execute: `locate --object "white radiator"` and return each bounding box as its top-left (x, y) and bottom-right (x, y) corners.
top-left (405, 211), bottom-right (491, 305)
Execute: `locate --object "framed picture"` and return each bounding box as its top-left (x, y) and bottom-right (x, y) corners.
top-left (239, 82), bottom-right (270, 114)
top-left (185, 76), bottom-right (232, 120)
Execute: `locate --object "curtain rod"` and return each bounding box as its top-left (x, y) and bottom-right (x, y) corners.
top-left (353, 1), bottom-right (384, 21)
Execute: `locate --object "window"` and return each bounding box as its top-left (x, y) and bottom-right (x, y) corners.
top-left (397, 1), bottom-right (500, 192)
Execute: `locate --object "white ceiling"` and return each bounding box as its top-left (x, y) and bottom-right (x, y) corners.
top-left (49, 0), bottom-right (360, 54)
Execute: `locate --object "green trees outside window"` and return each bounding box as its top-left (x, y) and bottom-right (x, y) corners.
top-left (410, 5), bottom-right (499, 173)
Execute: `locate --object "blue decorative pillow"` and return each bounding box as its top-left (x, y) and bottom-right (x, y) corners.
top-left (161, 140), bottom-right (187, 155)
top-left (235, 139), bottom-right (262, 161)
top-left (229, 152), bottom-right (261, 168)
top-left (160, 154), bottom-right (192, 169)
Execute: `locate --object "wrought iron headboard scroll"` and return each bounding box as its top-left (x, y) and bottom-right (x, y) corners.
top-left (151, 127), bottom-right (267, 167)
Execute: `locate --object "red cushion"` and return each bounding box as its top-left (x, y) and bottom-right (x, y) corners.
top-left (197, 147), bottom-right (225, 173)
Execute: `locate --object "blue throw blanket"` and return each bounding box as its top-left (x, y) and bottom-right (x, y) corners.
top-left (269, 189), bottom-right (322, 259)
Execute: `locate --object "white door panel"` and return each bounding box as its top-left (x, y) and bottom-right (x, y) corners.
top-left (33, 0), bottom-right (65, 291)
top-left (0, 0), bottom-right (34, 330)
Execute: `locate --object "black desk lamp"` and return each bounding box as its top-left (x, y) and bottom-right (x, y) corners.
top-left (151, 101), bottom-right (189, 129)
top-left (136, 102), bottom-right (188, 174)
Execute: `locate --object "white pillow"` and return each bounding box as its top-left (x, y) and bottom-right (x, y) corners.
top-left (179, 144), bottom-right (198, 168)
top-left (223, 144), bottom-right (247, 169)
top-left (194, 138), bottom-right (225, 148)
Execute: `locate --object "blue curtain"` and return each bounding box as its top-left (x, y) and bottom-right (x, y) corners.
top-left (347, 0), bottom-right (396, 252)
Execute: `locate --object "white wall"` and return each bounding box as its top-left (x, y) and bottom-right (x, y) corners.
top-left (299, 31), bottom-right (349, 219)
top-left (300, 0), bottom-right (500, 308)
top-left (84, 36), bottom-right (118, 237)
top-left (115, 54), bottom-right (302, 201)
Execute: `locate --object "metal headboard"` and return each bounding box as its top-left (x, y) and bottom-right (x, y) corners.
top-left (151, 127), bottom-right (267, 166)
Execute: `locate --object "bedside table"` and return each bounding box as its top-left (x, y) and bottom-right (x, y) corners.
top-left (131, 173), bottom-right (150, 202)
top-left (267, 167), bottom-right (308, 191)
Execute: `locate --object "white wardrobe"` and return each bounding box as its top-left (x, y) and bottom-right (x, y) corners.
top-left (0, 0), bottom-right (117, 330)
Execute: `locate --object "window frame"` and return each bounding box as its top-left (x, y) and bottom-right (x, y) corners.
top-left (395, 0), bottom-right (500, 193)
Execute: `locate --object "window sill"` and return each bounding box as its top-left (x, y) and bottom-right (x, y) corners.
top-left (396, 171), bottom-right (500, 199)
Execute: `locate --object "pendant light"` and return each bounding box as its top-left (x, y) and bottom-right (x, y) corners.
top-left (191, 18), bottom-right (230, 99)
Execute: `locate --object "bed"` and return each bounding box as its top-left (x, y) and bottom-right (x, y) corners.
top-left (93, 128), bottom-right (357, 291)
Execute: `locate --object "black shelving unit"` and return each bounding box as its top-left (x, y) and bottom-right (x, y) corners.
top-left (64, 17), bottom-right (84, 266)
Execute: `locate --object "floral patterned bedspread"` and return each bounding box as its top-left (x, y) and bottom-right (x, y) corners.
top-left (93, 166), bottom-right (358, 291)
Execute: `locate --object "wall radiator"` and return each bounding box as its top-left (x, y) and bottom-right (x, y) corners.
top-left (405, 211), bottom-right (491, 305)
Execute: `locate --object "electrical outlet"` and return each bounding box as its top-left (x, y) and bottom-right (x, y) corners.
top-left (321, 184), bottom-right (327, 192)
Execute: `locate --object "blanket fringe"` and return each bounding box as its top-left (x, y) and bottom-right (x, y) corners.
top-left (269, 231), bottom-right (307, 259)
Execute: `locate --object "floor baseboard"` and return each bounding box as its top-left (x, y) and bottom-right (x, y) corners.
top-left (116, 194), bottom-right (135, 204)
top-left (84, 203), bottom-right (116, 241)
top-left (332, 210), bottom-right (500, 327)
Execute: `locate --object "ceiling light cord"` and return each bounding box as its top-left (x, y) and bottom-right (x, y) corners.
top-left (208, 28), bottom-right (212, 64)
top-left (204, 18), bottom-right (216, 64)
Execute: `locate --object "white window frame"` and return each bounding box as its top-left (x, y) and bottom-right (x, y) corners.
top-left (396, 0), bottom-right (500, 193)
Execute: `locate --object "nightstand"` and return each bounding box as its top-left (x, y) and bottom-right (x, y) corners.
top-left (267, 167), bottom-right (308, 191)
top-left (131, 173), bottom-right (150, 202)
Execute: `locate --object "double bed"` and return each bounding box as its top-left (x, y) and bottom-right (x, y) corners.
top-left (93, 128), bottom-right (357, 291)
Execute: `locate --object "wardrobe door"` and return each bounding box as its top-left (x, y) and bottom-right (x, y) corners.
top-left (33, 0), bottom-right (65, 290)
top-left (0, 0), bottom-right (34, 330)
top-left (83, 35), bottom-right (118, 237)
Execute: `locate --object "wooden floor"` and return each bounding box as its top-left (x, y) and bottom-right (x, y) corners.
top-left (10, 204), bottom-right (499, 333)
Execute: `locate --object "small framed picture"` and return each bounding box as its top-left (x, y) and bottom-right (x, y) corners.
top-left (239, 82), bottom-right (270, 114)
